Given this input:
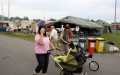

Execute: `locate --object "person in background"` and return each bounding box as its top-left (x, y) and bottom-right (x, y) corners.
top-left (65, 24), bottom-right (72, 39)
top-left (6, 25), bottom-right (10, 32)
top-left (33, 26), bottom-right (56, 75)
top-left (29, 25), bottom-right (33, 34)
top-left (60, 25), bottom-right (70, 55)
top-left (50, 26), bottom-right (59, 56)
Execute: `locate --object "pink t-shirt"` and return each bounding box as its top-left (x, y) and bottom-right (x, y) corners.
top-left (34, 34), bottom-right (50, 54)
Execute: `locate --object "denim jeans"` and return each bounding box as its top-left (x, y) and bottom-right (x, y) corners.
top-left (35, 53), bottom-right (49, 73)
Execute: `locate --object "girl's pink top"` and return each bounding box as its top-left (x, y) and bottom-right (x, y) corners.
top-left (34, 34), bottom-right (50, 54)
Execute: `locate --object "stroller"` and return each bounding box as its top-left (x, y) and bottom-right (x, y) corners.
top-left (48, 41), bottom-right (99, 75)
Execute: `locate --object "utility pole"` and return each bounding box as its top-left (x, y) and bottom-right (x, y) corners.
top-left (114, 0), bottom-right (117, 35)
top-left (88, 15), bottom-right (89, 20)
top-left (8, 0), bottom-right (10, 21)
top-left (1, 4), bottom-right (4, 21)
top-left (41, 11), bottom-right (45, 21)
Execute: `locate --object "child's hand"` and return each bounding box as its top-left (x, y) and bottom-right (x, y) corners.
top-left (85, 54), bottom-right (89, 57)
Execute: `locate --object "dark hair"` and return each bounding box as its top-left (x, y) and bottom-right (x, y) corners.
top-left (38, 26), bottom-right (47, 37)
top-left (64, 26), bottom-right (70, 31)
top-left (76, 45), bottom-right (82, 49)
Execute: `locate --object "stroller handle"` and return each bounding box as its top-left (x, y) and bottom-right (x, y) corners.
top-left (47, 48), bottom-right (61, 54)
top-left (56, 48), bottom-right (61, 51)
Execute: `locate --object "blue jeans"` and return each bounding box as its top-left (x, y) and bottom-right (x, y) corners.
top-left (35, 53), bottom-right (49, 73)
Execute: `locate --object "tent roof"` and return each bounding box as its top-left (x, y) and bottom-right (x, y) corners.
top-left (21, 20), bottom-right (34, 28)
top-left (96, 19), bottom-right (112, 26)
top-left (0, 21), bottom-right (18, 29)
top-left (0, 21), bottom-right (9, 23)
top-left (12, 20), bottom-right (21, 27)
top-left (9, 21), bottom-right (17, 29)
top-left (46, 16), bottom-right (103, 29)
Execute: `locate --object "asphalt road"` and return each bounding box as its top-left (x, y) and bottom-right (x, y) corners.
top-left (0, 35), bottom-right (120, 75)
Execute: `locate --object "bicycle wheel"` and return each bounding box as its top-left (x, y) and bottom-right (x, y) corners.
top-left (89, 61), bottom-right (99, 71)
top-left (60, 70), bottom-right (73, 75)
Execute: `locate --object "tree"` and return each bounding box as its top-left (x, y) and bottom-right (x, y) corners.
top-left (14, 16), bottom-right (22, 20)
top-left (23, 16), bottom-right (29, 20)
top-left (32, 19), bottom-right (41, 22)
top-left (0, 15), bottom-right (3, 20)
top-left (9, 17), bottom-right (14, 21)
top-left (91, 19), bottom-right (95, 22)
top-left (4, 17), bottom-right (8, 21)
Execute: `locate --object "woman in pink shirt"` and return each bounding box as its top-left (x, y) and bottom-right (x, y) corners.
top-left (33, 26), bottom-right (55, 75)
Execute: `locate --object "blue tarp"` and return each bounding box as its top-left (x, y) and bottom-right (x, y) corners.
top-left (0, 28), bottom-right (6, 32)
top-left (38, 21), bottom-right (45, 26)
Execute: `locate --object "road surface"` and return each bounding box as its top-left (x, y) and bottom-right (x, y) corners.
top-left (0, 35), bottom-right (120, 75)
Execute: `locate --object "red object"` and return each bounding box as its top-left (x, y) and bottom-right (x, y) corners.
top-left (67, 28), bottom-right (72, 39)
top-left (44, 21), bottom-right (51, 25)
top-left (88, 38), bottom-right (96, 53)
top-left (68, 30), bottom-right (71, 39)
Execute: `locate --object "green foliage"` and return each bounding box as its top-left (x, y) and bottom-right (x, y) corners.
top-left (23, 16), bottom-right (29, 20)
top-left (91, 19), bottom-right (95, 22)
top-left (14, 16), bottom-right (22, 20)
top-left (0, 32), bottom-right (35, 42)
top-left (9, 17), bottom-right (14, 21)
top-left (0, 15), bottom-right (8, 21)
top-left (0, 14), bottom-right (56, 21)
top-left (0, 15), bottom-right (3, 20)
top-left (32, 19), bottom-right (42, 22)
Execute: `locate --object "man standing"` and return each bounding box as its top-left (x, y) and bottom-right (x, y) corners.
top-left (50, 26), bottom-right (59, 55)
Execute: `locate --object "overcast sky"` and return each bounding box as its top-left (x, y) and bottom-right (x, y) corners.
top-left (0, 0), bottom-right (120, 23)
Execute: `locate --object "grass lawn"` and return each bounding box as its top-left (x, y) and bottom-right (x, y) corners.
top-left (93, 30), bottom-right (120, 52)
top-left (0, 30), bottom-right (120, 53)
top-left (0, 32), bottom-right (35, 42)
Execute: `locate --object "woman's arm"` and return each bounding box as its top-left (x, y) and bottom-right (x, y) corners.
top-left (36, 28), bottom-right (45, 44)
top-left (38, 33), bottom-right (44, 44)
top-left (36, 33), bottom-right (44, 44)
top-left (68, 36), bottom-right (70, 43)
top-left (49, 42), bottom-right (56, 50)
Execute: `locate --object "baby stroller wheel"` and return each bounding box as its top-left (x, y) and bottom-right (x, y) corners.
top-left (60, 70), bottom-right (73, 75)
top-left (89, 61), bottom-right (99, 71)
